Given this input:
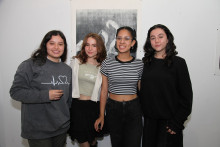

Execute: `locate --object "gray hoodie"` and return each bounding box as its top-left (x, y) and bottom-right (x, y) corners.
top-left (10, 58), bottom-right (72, 139)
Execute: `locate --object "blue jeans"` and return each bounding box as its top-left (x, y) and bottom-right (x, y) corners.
top-left (106, 98), bottom-right (142, 147)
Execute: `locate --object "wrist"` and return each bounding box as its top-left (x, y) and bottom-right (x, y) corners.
top-left (99, 114), bottom-right (105, 118)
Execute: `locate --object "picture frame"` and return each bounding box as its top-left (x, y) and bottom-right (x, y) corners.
top-left (70, 0), bottom-right (142, 58)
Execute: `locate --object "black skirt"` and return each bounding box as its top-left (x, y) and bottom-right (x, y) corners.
top-left (68, 99), bottom-right (108, 144)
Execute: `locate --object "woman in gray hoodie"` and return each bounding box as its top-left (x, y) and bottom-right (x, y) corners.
top-left (10, 30), bottom-right (72, 147)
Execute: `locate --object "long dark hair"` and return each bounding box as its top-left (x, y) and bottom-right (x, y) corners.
top-left (142, 24), bottom-right (177, 66)
top-left (75, 33), bottom-right (106, 66)
top-left (115, 26), bottom-right (138, 53)
top-left (31, 30), bottom-right (67, 65)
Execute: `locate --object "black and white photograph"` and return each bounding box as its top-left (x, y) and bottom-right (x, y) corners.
top-left (75, 9), bottom-right (137, 57)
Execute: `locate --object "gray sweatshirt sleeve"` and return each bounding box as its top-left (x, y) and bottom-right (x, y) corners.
top-left (10, 60), bottom-right (50, 103)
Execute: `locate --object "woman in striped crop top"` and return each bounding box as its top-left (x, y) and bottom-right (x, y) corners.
top-left (94, 26), bottom-right (143, 147)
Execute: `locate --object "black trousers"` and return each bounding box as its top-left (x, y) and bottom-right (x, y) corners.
top-left (28, 133), bottom-right (66, 147)
top-left (142, 118), bottom-right (183, 147)
top-left (106, 98), bottom-right (143, 147)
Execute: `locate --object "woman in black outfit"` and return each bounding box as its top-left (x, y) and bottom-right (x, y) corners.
top-left (140, 24), bottom-right (193, 147)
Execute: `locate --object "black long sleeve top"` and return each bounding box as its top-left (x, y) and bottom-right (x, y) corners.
top-left (140, 56), bottom-right (193, 132)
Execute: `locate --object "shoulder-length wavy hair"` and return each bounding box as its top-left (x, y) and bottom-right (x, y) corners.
top-left (75, 33), bottom-right (107, 66)
top-left (31, 30), bottom-right (67, 65)
top-left (142, 24), bottom-right (177, 66)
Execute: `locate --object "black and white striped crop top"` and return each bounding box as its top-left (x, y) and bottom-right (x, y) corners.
top-left (101, 56), bottom-right (143, 95)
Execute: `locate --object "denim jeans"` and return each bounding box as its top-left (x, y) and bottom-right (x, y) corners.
top-left (106, 98), bottom-right (142, 147)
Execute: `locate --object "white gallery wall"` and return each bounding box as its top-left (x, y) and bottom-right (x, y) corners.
top-left (0, 0), bottom-right (220, 147)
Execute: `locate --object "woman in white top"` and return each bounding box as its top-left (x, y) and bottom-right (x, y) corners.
top-left (68, 33), bottom-right (107, 147)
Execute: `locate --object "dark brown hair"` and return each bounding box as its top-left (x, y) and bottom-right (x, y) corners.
top-left (31, 30), bottom-right (67, 65)
top-left (143, 24), bottom-right (177, 66)
top-left (115, 26), bottom-right (137, 53)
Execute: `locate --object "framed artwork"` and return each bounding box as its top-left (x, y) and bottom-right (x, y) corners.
top-left (70, 0), bottom-right (142, 58)
top-left (75, 9), bottom-right (137, 57)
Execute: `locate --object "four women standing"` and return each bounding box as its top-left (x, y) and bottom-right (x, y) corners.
top-left (10, 24), bottom-right (192, 147)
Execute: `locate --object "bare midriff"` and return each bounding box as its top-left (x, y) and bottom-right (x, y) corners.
top-left (79, 94), bottom-right (91, 100)
top-left (109, 93), bottom-right (137, 102)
